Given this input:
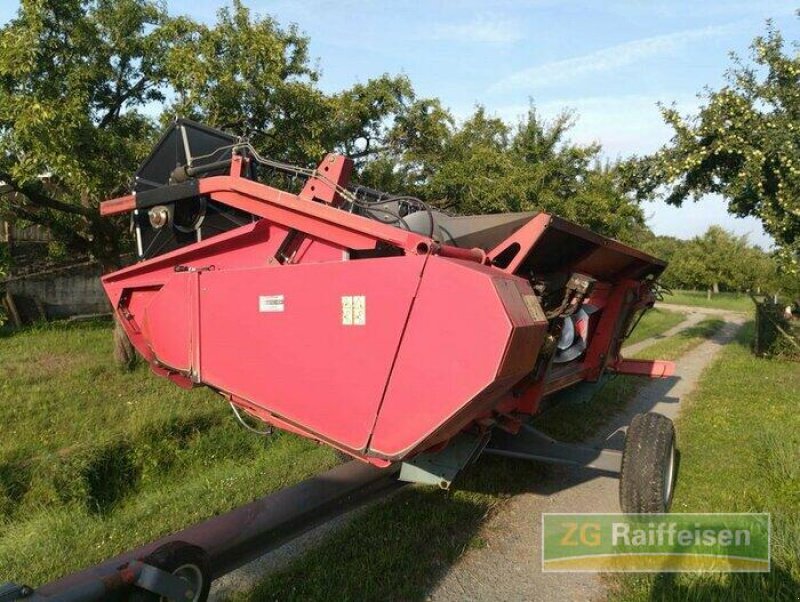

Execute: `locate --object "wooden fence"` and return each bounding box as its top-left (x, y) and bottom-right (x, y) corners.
top-left (1, 219), bottom-right (53, 244)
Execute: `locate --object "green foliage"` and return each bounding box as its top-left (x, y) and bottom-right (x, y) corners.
top-left (164, 2), bottom-right (416, 167)
top-left (640, 226), bottom-right (782, 294)
top-left (371, 106), bottom-right (645, 241)
top-left (0, 1), bottom-right (418, 265)
top-left (625, 17), bottom-right (800, 273)
top-left (0, 0), bottom-right (645, 266)
top-left (660, 289), bottom-right (754, 313)
top-left (754, 299), bottom-right (800, 360)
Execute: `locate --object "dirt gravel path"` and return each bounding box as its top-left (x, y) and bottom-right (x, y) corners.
top-left (656, 302), bottom-right (749, 316)
top-left (427, 309), bottom-right (746, 602)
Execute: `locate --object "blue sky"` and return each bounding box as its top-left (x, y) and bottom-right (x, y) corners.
top-left (2, 1), bottom-right (796, 247)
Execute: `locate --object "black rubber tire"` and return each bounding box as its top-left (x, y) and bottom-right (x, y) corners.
top-left (129, 541), bottom-right (211, 602)
top-left (619, 412), bottom-right (676, 514)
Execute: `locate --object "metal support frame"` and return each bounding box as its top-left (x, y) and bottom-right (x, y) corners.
top-left (0, 562), bottom-right (193, 602)
top-left (484, 423), bottom-right (623, 474)
top-left (399, 433), bottom-right (489, 489)
top-left (134, 562), bottom-right (197, 601)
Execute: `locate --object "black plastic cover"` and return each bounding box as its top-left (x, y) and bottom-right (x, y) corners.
top-left (132, 120), bottom-right (256, 261)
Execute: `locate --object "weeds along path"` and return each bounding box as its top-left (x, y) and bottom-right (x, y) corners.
top-left (427, 310), bottom-right (747, 602)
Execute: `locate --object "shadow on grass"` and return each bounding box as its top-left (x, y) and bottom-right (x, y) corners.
top-left (230, 323), bottom-right (753, 600)
top-left (678, 320), bottom-right (727, 342)
top-left (646, 564), bottom-right (800, 602)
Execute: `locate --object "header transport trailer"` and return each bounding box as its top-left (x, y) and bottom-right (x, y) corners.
top-left (0, 120), bottom-right (677, 602)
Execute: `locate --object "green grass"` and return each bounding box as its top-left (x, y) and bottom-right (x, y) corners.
top-left (660, 289), bottom-right (754, 313)
top-left (633, 317), bottom-right (725, 362)
top-left (610, 323), bottom-right (800, 601)
top-left (623, 308), bottom-right (686, 347)
top-left (0, 320), bottom-right (338, 585)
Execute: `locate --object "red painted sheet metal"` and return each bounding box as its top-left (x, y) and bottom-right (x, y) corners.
top-left (99, 146), bottom-right (672, 465)
top-left (367, 257), bottom-right (547, 459)
top-left (196, 255), bottom-right (427, 452)
top-left (612, 358), bottom-right (675, 378)
top-left (140, 272), bottom-right (195, 373)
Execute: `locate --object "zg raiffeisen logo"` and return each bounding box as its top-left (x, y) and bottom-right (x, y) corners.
top-left (542, 513), bottom-right (770, 572)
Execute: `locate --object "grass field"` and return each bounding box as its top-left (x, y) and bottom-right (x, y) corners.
top-left (633, 317), bottom-right (725, 362)
top-left (623, 308), bottom-right (686, 347)
top-left (0, 307), bottom-right (724, 594)
top-left (660, 289), bottom-right (754, 313)
top-left (611, 323), bottom-right (800, 601)
top-left (0, 320), bottom-right (338, 585)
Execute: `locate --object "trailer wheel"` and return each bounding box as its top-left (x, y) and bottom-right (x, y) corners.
top-left (131, 541), bottom-right (211, 602)
top-left (619, 412), bottom-right (676, 514)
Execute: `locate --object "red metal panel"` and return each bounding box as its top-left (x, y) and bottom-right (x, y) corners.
top-left (612, 358), bottom-right (675, 378)
top-left (368, 257), bottom-right (546, 459)
top-left (487, 213), bottom-right (551, 273)
top-left (98, 147), bottom-right (673, 466)
top-left (196, 255), bottom-right (427, 452)
top-left (299, 154), bottom-right (353, 205)
top-left (140, 273), bottom-right (195, 373)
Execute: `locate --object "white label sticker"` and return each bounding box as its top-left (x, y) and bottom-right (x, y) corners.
top-left (259, 295), bottom-right (285, 312)
top-left (341, 296), bottom-right (353, 325)
top-left (341, 295), bottom-right (366, 326)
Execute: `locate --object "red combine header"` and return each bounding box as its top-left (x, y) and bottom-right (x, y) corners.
top-left (0, 119), bottom-right (682, 602)
top-left (100, 120), bottom-right (675, 510)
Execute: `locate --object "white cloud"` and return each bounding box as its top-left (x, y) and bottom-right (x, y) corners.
top-left (428, 14), bottom-right (523, 44)
top-left (456, 94), bottom-right (699, 158)
top-left (490, 25), bottom-right (734, 92)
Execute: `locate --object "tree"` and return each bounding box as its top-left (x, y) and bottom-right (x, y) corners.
top-left (0, 0), bottom-right (645, 268)
top-left (164, 3), bottom-right (416, 167)
top-left (624, 17), bottom-right (800, 273)
top-left (640, 226), bottom-right (781, 293)
top-left (0, 0), bottom-right (184, 267)
top-left (0, 0), bottom-right (419, 268)
top-left (372, 105), bottom-right (645, 242)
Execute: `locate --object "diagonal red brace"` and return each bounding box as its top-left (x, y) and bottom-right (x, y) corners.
top-left (612, 358), bottom-right (675, 378)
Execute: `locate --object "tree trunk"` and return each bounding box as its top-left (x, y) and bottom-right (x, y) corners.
top-left (89, 215), bottom-right (125, 272)
top-left (712, 282), bottom-right (719, 294)
top-left (113, 317), bottom-right (137, 370)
